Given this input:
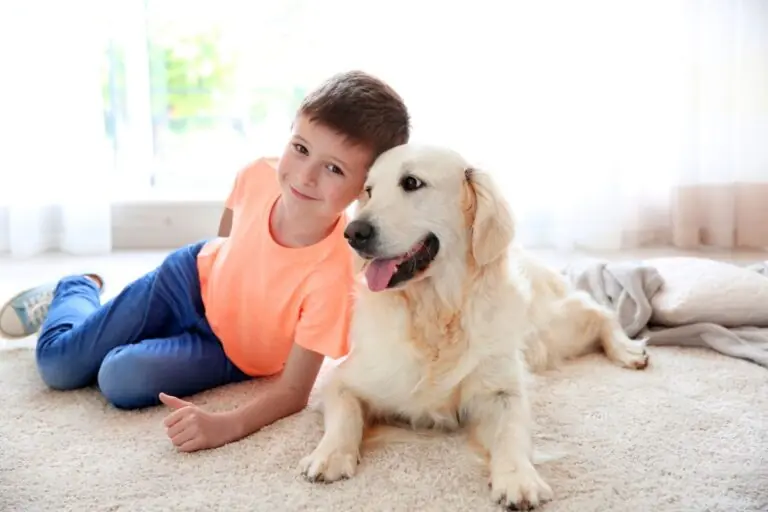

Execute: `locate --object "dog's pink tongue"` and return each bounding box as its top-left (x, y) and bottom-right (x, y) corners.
top-left (365, 259), bottom-right (399, 292)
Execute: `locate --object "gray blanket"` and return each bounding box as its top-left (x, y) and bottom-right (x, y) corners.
top-left (562, 258), bottom-right (768, 369)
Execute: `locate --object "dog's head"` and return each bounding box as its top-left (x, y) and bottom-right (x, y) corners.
top-left (344, 144), bottom-right (515, 292)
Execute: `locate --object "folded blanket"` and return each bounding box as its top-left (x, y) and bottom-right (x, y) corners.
top-left (562, 258), bottom-right (768, 369)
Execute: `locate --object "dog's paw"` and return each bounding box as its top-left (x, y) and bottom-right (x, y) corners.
top-left (612, 338), bottom-right (649, 370)
top-left (490, 466), bottom-right (553, 511)
top-left (299, 445), bottom-right (359, 484)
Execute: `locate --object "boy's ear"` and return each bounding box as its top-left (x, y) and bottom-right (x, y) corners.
top-left (464, 167), bottom-right (515, 267)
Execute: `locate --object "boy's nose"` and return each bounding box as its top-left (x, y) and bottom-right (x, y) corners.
top-left (298, 164), bottom-right (319, 185)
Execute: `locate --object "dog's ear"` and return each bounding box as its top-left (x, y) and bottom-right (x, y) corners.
top-left (464, 167), bottom-right (515, 267)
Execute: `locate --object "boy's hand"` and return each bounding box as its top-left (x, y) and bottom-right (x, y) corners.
top-left (159, 393), bottom-right (239, 453)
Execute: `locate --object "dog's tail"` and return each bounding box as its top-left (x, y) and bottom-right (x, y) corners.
top-left (362, 424), bottom-right (567, 465)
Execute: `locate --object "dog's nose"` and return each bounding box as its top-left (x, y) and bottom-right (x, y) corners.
top-left (344, 219), bottom-right (376, 251)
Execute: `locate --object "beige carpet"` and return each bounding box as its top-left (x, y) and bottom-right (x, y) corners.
top-left (1, 345), bottom-right (766, 512)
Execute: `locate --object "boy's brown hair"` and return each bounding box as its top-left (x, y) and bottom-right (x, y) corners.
top-left (298, 70), bottom-right (411, 161)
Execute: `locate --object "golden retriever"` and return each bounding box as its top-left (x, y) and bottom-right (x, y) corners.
top-left (298, 144), bottom-right (649, 510)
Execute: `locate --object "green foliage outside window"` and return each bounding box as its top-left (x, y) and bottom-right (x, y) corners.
top-left (102, 26), bottom-right (307, 136)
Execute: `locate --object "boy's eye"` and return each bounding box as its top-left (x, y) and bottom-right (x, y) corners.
top-left (326, 164), bottom-right (345, 176)
top-left (293, 143), bottom-right (309, 155)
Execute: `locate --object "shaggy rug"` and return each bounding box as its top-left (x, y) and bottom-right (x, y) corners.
top-left (0, 344), bottom-right (766, 512)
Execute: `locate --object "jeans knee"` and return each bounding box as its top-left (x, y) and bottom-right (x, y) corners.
top-left (37, 359), bottom-right (88, 391)
top-left (98, 347), bottom-right (161, 410)
top-left (36, 343), bottom-right (94, 391)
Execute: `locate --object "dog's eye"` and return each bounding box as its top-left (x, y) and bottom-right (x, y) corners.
top-left (364, 186), bottom-right (372, 198)
top-left (400, 175), bottom-right (425, 192)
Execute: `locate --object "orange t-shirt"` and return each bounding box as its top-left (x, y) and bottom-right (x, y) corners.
top-left (196, 158), bottom-right (355, 376)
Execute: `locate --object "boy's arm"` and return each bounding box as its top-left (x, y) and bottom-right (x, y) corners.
top-left (227, 342), bottom-right (325, 439)
top-left (218, 208), bottom-right (233, 237)
top-left (159, 344), bottom-right (323, 452)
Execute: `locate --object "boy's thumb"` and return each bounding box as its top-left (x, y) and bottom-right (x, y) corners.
top-left (159, 392), bottom-right (191, 409)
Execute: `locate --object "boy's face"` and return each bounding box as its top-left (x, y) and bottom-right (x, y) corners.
top-left (277, 114), bottom-right (372, 220)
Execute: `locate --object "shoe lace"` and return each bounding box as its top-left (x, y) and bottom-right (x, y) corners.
top-left (20, 290), bottom-right (54, 327)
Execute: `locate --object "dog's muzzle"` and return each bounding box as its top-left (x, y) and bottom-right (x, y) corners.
top-left (344, 219), bottom-right (376, 254)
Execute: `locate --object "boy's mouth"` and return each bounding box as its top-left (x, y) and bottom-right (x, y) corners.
top-left (290, 186), bottom-right (318, 201)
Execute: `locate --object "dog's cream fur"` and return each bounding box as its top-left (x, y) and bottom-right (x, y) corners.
top-left (299, 144), bottom-right (648, 510)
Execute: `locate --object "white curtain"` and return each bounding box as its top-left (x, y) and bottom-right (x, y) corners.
top-left (218, 0), bottom-right (768, 251)
top-left (367, 0), bottom-right (768, 251)
top-left (0, 1), bottom-right (112, 258)
top-left (1, 0), bottom-right (766, 256)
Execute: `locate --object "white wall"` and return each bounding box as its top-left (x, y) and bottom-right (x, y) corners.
top-left (0, 207), bottom-right (7, 253)
top-left (0, 202), bottom-right (224, 253)
top-left (111, 201), bottom-right (223, 249)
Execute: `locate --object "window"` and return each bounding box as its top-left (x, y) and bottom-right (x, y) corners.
top-left (103, 0), bottom-right (328, 199)
top-left (100, 0), bottom-right (481, 201)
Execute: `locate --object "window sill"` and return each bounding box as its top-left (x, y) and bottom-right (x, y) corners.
top-left (109, 176), bottom-right (228, 249)
top-left (111, 198), bottom-right (224, 249)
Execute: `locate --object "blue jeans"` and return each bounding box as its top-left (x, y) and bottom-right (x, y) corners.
top-left (35, 240), bottom-right (251, 410)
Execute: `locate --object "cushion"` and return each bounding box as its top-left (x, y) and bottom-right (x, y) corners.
top-left (647, 256), bottom-right (768, 328)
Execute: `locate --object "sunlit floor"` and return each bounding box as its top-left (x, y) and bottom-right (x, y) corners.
top-left (1, 247), bottom-right (767, 512)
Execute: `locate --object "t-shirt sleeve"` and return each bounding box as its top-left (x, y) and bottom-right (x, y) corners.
top-left (224, 167), bottom-right (246, 210)
top-left (294, 265), bottom-right (355, 360)
top-left (225, 158), bottom-right (279, 210)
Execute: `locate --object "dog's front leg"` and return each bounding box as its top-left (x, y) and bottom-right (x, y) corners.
top-left (299, 377), bottom-right (365, 483)
top-left (467, 360), bottom-right (553, 510)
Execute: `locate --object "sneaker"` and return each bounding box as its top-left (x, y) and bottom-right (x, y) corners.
top-left (0, 274), bottom-right (104, 338)
top-left (0, 283), bottom-right (56, 338)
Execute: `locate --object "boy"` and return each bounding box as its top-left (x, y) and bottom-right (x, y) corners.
top-left (0, 70), bottom-right (410, 453)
